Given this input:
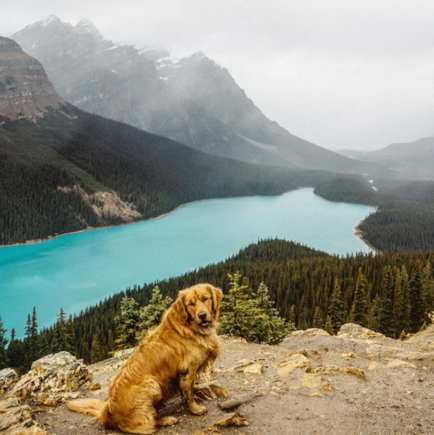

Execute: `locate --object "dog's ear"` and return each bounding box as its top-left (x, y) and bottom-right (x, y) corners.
top-left (170, 291), bottom-right (189, 325)
top-left (208, 285), bottom-right (223, 313)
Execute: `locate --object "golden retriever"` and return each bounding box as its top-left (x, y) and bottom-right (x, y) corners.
top-left (67, 284), bottom-right (222, 434)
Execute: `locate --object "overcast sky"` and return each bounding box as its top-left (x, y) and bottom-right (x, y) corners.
top-left (2, 0), bottom-right (434, 150)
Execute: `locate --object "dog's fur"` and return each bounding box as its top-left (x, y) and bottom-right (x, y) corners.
top-left (67, 284), bottom-right (222, 434)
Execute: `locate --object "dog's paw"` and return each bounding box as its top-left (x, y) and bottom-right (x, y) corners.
top-left (190, 403), bottom-right (208, 415)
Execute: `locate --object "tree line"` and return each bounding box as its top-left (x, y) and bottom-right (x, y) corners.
top-left (1, 239), bottom-right (433, 371)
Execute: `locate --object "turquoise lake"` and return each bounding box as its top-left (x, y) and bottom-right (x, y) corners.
top-left (0, 188), bottom-right (375, 335)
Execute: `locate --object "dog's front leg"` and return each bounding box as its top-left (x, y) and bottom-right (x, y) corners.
top-left (180, 369), bottom-right (207, 415)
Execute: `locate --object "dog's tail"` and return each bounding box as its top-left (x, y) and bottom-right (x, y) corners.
top-left (66, 398), bottom-right (104, 420)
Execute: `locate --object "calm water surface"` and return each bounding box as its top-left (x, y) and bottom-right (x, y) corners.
top-left (0, 188), bottom-right (374, 334)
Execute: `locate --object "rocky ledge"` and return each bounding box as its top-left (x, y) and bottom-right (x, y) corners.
top-left (1, 324), bottom-right (434, 434)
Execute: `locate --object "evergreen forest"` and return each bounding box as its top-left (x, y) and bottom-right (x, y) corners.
top-left (1, 239), bottom-right (433, 370)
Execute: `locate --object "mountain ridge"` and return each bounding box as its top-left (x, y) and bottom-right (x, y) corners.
top-left (338, 137), bottom-right (434, 180)
top-left (12, 16), bottom-right (379, 174)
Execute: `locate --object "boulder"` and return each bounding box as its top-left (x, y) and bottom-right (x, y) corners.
top-left (11, 351), bottom-right (91, 400)
top-left (0, 368), bottom-right (18, 393)
top-left (338, 323), bottom-right (386, 340)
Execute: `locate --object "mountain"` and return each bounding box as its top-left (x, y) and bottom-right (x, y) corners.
top-left (0, 36), bottom-right (340, 246)
top-left (12, 16), bottom-right (375, 174)
top-left (338, 137), bottom-right (434, 180)
top-left (0, 37), bottom-right (63, 120)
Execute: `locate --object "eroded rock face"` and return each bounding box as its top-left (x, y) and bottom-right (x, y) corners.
top-left (0, 368), bottom-right (18, 392)
top-left (11, 351), bottom-right (91, 400)
top-left (0, 37), bottom-right (64, 120)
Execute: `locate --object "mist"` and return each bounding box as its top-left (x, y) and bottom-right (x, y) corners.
top-left (2, 0), bottom-right (434, 150)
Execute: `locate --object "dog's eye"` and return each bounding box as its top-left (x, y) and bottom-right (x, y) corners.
top-left (202, 297), bottom-right (208, 302)
top-left (188, 302), bottom-right (195, 306)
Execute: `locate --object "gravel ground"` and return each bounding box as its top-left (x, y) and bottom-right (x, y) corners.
top-left (5, 324), bottom-right (434, 435)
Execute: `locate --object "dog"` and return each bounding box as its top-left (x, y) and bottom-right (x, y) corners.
top-left (67, 284), bottom-right (222, 434)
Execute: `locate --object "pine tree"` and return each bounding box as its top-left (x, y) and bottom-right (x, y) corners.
top-left (393, 268), bottom-right (404, 337)
top-left (368, 295), bottom-right (381, 332)
top-left (114, 297), bottom-right (140, 350)
top-left (312, 307), bottom-right (324, 329)
top-left (51, 308), bottom-right (75, 354)
top-left (324, 315), bottom-right (334, 335)
top-left (81, 340), bottom-right (90, 364)
top-left (379, 266), bottom-right (395, 337)
top-left (23, 308), bottom-right (39, 371)
top-left (401, 266), bottom-right (411, 333)
top-left (410, 260), bottom-right (426, 332)
top-left (422, 261), bottom-right (434, 322)
top-left (6, 328), bottom-right (24, 369)
top-left (90, 335), bottom-right (104, 364)
top-left (38, 336), bottom-right (50, 358)
top-left (136, 286), bottom-right (173, 340)
top-left (107, 329), bottom-right (115, 354)
top-left (352, 268), bottom-right (369, 327)
top-left (328, 279), bottom-right (344, 334)
top-left (253, 282), bottom-right (294, 344)
top-left (0, 313), bottom-right (8, 369)
top-left (219, 274), bottom-right (292, 344)
top-left (289, 305), bottom-right (296, 325)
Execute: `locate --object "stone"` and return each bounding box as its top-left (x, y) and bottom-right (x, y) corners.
top-left (0, 404), bottom-right (32, 432)
top-left (212, 412), bottom-right (249, 427)
top-left (0, 368), bottom-right (18, 393)
top-left (194, 381), bottom-right (228, 400)
top-left (385, 360), bottom-right (417, 369)
top-left (368, 362), bottom-right (378, 371)
top-left (274, 354), bottom-right (311, 377)
top-left (302, 373), bottom-right (332, 391)
top-left (310, 365), bottom-right (366, 380)
top-left (242, 363), bottom-right (264, 375)
top-left (285, 349), bottom-right (319, 358)
top-left (289, 329), bottom-right (330, 338)
top-left (192, 428), bottom-right (222, 435)
top-left (85, 382), bottom-right (101, 391)
top-left (338, 323), bottom-right (386, 340)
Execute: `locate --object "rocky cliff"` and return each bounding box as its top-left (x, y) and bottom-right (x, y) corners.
top-left (0, 37), bottom-right (63, 121)
top-left (1, 323), bottom-right (434, 434)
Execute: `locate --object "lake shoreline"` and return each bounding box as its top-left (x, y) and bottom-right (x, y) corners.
top-left (313, 192), bottom-right (380, 253)
top-left (0, 189), bottom-right (300, 249)
top-left (353, 213), bottom-right (382, 254)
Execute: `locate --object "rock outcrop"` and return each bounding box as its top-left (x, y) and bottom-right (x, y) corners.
top-left (11, 352), bottom-right (91, 401)
top-left (0, 37), bottom-right (64, 120)
top-left (1, 325), bottom-right (434, 434)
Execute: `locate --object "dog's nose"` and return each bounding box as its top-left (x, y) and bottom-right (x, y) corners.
top-left (198, 311), bottom-right (208, 320)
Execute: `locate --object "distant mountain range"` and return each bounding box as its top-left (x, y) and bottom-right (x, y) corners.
top-left (0, 36), bottom-right (342, 245)
top-left (12, 15), bottom-right (377, 174)
top-left (338, 137), bottom-right (434, 180)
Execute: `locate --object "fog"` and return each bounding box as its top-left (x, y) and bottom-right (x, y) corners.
top-left (2, 0), bottom-right (434, 150)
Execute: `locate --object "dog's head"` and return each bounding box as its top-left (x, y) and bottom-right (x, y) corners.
top-left (169, 284), bottom-right (222, 334)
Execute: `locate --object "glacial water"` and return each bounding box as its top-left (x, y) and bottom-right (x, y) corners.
top-left (0, 188), bottom-right (375, 335)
